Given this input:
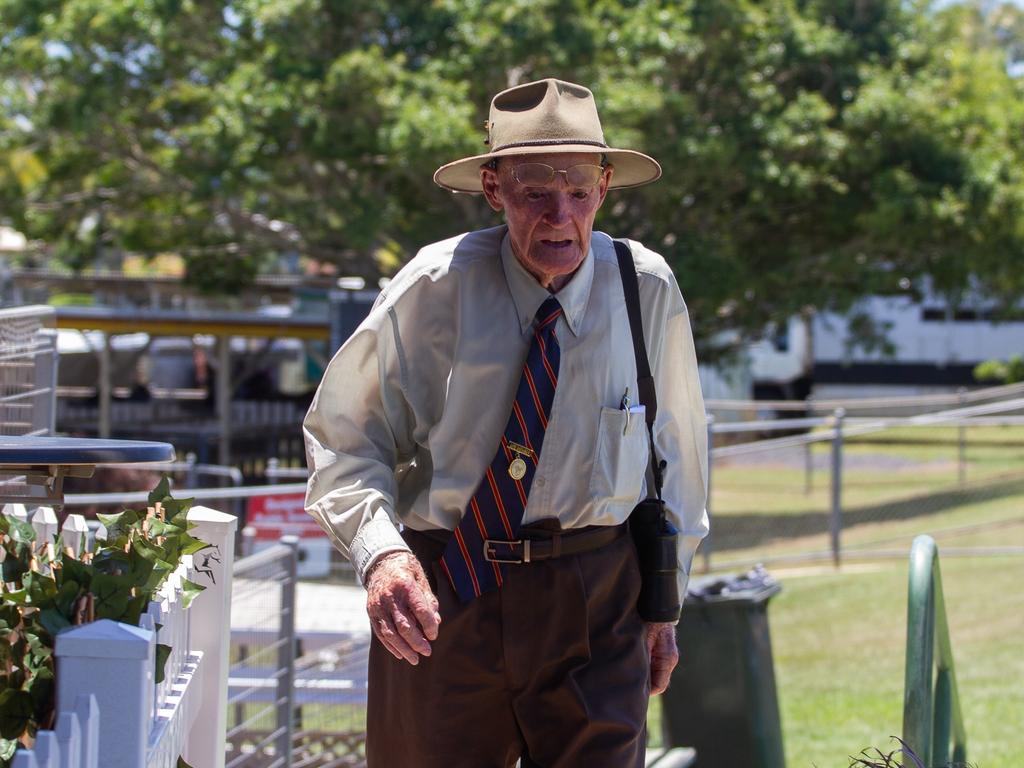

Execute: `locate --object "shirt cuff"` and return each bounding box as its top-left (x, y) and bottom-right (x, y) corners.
top-left (350, 516), bottom-right (412, 586)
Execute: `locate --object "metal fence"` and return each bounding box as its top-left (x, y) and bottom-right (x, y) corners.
top-left (1, 305), bottom-right (59, 504)
top-left (229, 533), bottom-right (370, 768)
top-left (0, 304), bottom-right (57, 437)
top-left (703, 390), bottom-right (1024, 572)
top-left (289, 635), bottom-right (370, 767)
top-left (229, 537), bottom-right (299, 768)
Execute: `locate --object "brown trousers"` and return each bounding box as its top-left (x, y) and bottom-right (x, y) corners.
top-left (366, 526), bottom-right (650, 768)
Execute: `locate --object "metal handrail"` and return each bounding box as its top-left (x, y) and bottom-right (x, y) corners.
top-left (706, 380), bottom-right (1024, 412)
top-left (902, 535), bottom-right (968, 766)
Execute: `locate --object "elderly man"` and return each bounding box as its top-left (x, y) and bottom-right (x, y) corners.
top-left (304, 78), bottom-right (708, 767)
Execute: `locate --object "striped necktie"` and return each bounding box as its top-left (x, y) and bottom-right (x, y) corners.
top-left (441, 297), bottom-right (563, 602)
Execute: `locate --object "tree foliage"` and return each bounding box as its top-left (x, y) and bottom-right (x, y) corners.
top-left (1, 0), bottom-right (1023, 356)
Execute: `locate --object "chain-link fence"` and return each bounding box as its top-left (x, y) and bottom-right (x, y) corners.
top-left (702, 387), bottom-right (1024, 572)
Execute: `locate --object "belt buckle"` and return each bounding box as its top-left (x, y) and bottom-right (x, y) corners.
top-left (483, 538), bottom-right (530, 564)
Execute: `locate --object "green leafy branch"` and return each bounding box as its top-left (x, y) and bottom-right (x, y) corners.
top-left (0, 477), bottom-right (209, 764)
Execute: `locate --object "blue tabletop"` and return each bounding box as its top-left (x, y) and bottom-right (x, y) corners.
top-left (0, 436), bottom-right (175, 466)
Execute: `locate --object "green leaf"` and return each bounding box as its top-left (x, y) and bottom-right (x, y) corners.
top-left (121, 595), bottom-right (149, 627)
top-left (92, 548), bottom-right (131, 577)
top-left (24, 633), bottom-right (52, 665)
top-left (0, 736), bottom-right (18, 760)
top-left (37, 608), bottom-right (71, 637)
top-left (176, 756), bottom-right (196, 768)
top-left (21, 572), bottom-right (58, 607)
top-left (159, 497), bottom-right (194, 525)
top-left (143, 561), bottom-right (174, 595)
top-left (54, 579), bottom-right (82, 617)
top-left (180, 536), bottom-right (210, 557)
top-left (58, 557), bottom-right (92, 591)
top-left (0, 689), bottom-right (34, 739)
top-left (1, 554), bottom-right (28, 586)
top-left (0, 589), bottom-right (29, 606)
top-left (155, 643), bottom-right (172, 685)
top-left (6, 669), bottom-right (24, 693)
top-left (5, 519), bottom-right (36, 545)
top-left (148, 476), bottom-right (171, 504)
top-left (97, 510), bottom-right (141, 542)
top-left (90, 573), bottom-right (133, 621)
top-left (27, 667), bottom-right (54, 720)
top-left (95, 511), bottom-right (125, 529)
top-left (27, 573), bottom-right (58, 606)
top-left (129, 535), bottom-right (163, 563)
top-left (0, 605), bottom-right (20, 631)
top-left (144, 519), bottom-right (186, 538)
top-left (179, 578), bottom-right (205, 610)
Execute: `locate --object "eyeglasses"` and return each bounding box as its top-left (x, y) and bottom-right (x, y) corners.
top-left (510, 163), bottom-right (606, 188)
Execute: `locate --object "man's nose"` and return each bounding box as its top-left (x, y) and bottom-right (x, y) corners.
top-left (543, 192), bottom-right (573, 225)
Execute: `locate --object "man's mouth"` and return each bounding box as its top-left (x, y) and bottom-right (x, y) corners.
top-left (540, 239), bottom-right (574, 249)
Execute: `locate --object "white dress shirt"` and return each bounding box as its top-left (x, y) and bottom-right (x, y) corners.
top-left (304, 225), bottom-right (709, 598)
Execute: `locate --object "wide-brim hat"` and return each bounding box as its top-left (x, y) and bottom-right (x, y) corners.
top-left (433, 78), bottom-right (661, 194)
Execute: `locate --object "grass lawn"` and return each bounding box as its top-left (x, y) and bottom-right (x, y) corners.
top-left (679, 426), bottom-right (1024, 766)
top-left (768, 555), bottom-right (1024, 767)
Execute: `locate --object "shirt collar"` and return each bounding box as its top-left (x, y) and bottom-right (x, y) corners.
top-left (500, 229), bottom-right (594, 337)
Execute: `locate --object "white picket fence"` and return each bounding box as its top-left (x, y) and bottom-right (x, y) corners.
top-left (3, 504), bottom-right (238, 768)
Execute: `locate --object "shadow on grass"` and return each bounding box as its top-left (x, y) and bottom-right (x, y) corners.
top-left (709, 472), bottom-right (1024, 552)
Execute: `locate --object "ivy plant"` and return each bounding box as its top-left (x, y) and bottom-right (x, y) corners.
top-left (0, 477), bottom-right (208, 765)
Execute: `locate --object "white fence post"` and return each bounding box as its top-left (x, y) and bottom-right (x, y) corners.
top-left (30, 732), bottom-right (58, 767)
top-left (55, 621), bottom-right (154, 768)
top-left (10, 749), bottom-right (39, 768)
top-left (74, 695), bottom-right (99, 768)
top-left (54, 707), bottom-right (82, 768)
top-left (182, 506), bottom-right (238, 768)
top-left (60, 515), bottom-right (88, 559)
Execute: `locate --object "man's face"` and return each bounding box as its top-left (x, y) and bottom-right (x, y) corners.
top-left (481, 152), bottom-right (613, 292)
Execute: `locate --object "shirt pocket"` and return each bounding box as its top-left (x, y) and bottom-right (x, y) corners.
top-left (589, 406), bottom-right (650, 507)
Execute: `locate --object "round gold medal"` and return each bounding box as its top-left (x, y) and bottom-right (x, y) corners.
top-left (508, 457), bottom-right (527, 480)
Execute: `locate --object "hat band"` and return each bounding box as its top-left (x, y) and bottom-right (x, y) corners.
top-left (491, 138), bottom-right (609, 152)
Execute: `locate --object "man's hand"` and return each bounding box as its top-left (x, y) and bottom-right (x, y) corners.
top-left (646, 621), bottom-right (679, 696)
top-left (365, 551), bottom-right (441, 665)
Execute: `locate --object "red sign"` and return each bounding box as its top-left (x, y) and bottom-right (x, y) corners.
top-left (247, 493), bottom-right (326, 541)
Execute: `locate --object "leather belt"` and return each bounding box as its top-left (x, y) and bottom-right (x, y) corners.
top-left (482, 523), bottom-right (626, 565)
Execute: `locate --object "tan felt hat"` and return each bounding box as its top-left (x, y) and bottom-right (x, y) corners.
top-left (433, 78), bottom-right (661, 194)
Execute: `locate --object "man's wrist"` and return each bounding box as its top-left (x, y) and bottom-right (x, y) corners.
top-left (364, 549), bottom-right (415, 585)
top-left (350, 515), bottom-right (410, 584)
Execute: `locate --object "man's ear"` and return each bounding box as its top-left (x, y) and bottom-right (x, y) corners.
top-left (596, 164), bottom-right (614, 208)
top-left (480, 167), bottom-right (504, 212)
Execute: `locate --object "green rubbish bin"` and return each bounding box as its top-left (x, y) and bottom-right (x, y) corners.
top-left (660, 566), bottom-right (786, 768)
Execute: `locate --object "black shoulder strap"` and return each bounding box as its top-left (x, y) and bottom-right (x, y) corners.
top-left (613, 239), bottom-right (665, 499)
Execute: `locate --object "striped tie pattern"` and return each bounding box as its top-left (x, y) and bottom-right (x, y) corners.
top-left (440, 297), bottom-right (563, 602)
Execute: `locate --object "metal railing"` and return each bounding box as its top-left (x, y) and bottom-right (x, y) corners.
top-left (0, 305), bottom-right (58, 437)
top-left (228, 536), bottom-right (299, 768)
top-left (706, 381), bottom-right (1024, 413)
top-left (702, 394), bottom-right (1024, 570)
top-left (902, 535), bottom-right (968, 767)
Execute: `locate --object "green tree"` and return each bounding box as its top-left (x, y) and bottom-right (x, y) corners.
top-left (2, 0), bottom-right (1023, 358)
top-left (974, 353), bottom-right (1024, 383)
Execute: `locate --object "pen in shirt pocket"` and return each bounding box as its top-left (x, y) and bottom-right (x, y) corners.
top-left (619, 386), bottom-right (646, 434)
